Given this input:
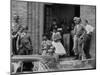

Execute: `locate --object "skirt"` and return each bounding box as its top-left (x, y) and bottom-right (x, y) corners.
top-left (52, 41), bottom-right (66, 55)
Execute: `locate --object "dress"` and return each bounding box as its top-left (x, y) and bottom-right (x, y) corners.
top-left (52, 32), bottom-right (66, 55)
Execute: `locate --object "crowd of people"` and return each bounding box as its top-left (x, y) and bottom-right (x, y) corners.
top-left (72, 17), bottom-right (94, 59)
top-left (11, 15), bottom-right (95, 74)
top-left (41, 17), bottom-right (94, 60)
top-left (11, 14), bottom-right (94, 60)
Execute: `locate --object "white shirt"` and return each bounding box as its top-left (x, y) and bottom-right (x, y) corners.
top-left (85, 24), bottom-right (94, 34)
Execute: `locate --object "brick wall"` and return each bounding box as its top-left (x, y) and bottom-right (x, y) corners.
top-left (11, 0), bottom-right (27, 28)
top-left (31, 2), bottom-right (44, 54)
top-left (11, 0), bottom-right (44, 54)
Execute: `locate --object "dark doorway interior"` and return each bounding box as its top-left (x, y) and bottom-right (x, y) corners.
top-left (44, 4), bottom-right (80, 33)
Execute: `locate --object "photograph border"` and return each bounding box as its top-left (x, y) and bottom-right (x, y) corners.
top-left (10, 0), bottom-right (96, 74)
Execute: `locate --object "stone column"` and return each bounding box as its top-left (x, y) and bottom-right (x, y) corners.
top-left (31, 2), bottom-right (44, 54)
top-left (38, 3), bottom-right (44, 54)
top-left (31, 2), bottom-right (36, 54)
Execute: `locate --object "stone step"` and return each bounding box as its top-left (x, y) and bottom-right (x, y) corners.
top-left (58, 58), bottom-right (95, 69)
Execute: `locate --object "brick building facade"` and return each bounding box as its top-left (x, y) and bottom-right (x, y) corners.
top-left (11, 0), bottom-right (96, 57)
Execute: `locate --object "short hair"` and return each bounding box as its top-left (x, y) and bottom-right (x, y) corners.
top-left (73, 17), bottom-right (81, 23)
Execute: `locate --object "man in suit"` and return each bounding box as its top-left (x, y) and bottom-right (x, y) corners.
top-left (73, 17), bottom-right (86, 60)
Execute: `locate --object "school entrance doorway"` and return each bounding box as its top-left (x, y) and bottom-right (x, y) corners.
top-left (44, 4), bottom-right (80, 56)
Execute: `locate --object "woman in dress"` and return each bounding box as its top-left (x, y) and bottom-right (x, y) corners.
top-left (51, 28), bottom-right (66, 56)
